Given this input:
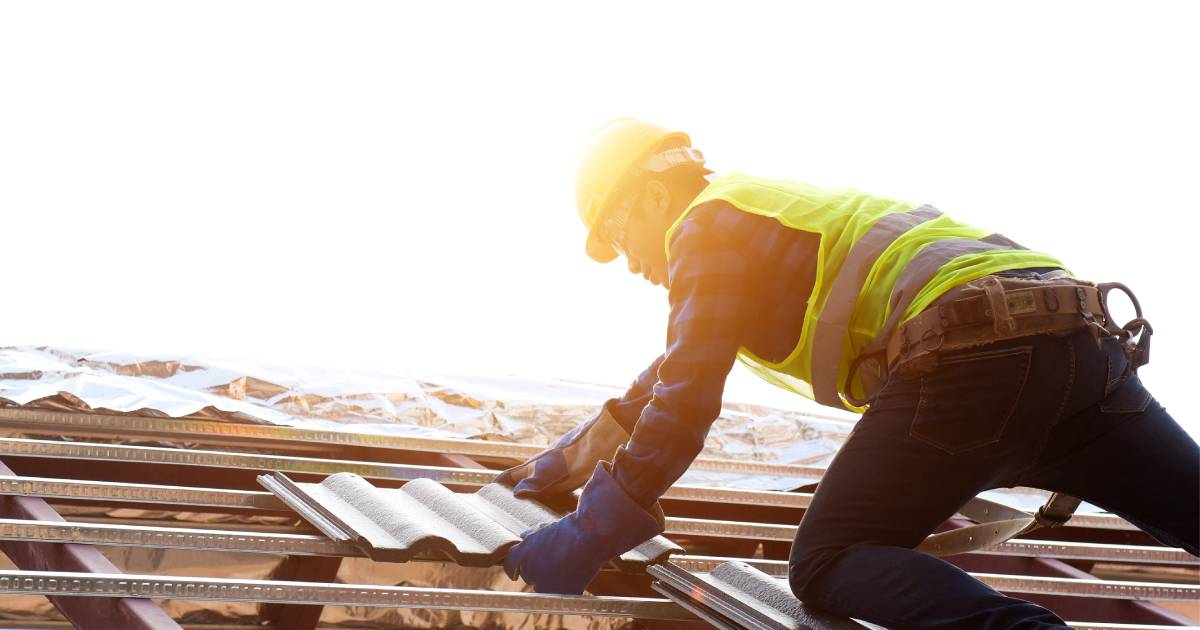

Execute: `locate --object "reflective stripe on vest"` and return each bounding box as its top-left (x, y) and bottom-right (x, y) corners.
top-left (811, 213), bottom-right (1027, 406)
top-left (810, 205), bottom-right (944, 406)
top-left (842, 233), bottom-right (1029, 402)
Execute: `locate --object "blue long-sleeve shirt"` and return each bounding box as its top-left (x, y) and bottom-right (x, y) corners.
top-left (605, 201), bottom-right (820, 508)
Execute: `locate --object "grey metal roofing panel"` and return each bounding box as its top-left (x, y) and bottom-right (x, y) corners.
top-left (648, 560), bottom-right (869, 630)
top-left (259, 471), bottom-right (681, 569)
top-left (652, 558), bottom-right (1200, 628)
top-left (701, 561), bottom-right (823, 627)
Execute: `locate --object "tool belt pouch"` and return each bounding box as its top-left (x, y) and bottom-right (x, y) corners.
top-left (888, 273), bottom-right (1152, 378)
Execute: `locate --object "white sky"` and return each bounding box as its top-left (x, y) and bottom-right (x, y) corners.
top-left (2, 2), bottom-right (1196, 438)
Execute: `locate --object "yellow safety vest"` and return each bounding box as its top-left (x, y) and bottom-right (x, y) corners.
top-left (665, 173), bottom-right (1065, 411)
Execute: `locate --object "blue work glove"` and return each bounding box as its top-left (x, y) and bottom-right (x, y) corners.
top-left (503, 460), bottom-right (664, 594)
top-left (495, 403), bottom-right (631, 499)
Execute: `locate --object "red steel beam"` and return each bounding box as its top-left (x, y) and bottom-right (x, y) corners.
top-left (0, 459), bottom-right (181, 630)
top-left (258, 554), bottom-right (344, 630)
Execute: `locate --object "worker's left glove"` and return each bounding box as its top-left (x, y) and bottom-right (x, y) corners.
top-left (503, 460), bottom-right (664, 595)
top-left (495, 402), bottom-right (631, 499)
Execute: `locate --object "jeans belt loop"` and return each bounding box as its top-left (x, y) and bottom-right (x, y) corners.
top-left (981, 276), bottom-right (1017, 336)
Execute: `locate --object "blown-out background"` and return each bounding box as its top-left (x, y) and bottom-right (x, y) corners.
top-left (2, 1), bottom-right (1195, 438)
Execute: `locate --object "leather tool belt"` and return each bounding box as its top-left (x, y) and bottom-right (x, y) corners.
top-left (845, 271), bottom-right (1153, 406)
top-left (883, 271), bottom-right (1153, 382)
top-left (859, 270), bottom-right (1154, 556)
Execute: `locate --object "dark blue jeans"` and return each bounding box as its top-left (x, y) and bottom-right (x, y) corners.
top-left (788, 329), bottom-right (1199, 629)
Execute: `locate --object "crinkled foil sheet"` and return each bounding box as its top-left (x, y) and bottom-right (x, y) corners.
top-left (0, 346), bottom-right (857, 485)
top-left (0, 346), bottom-right (1088, 627)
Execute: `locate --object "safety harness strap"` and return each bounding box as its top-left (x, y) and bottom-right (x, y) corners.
top-left (916, 493), bottom-right (1082, 557)
top-left (639, 146), bottom-right (707, 173)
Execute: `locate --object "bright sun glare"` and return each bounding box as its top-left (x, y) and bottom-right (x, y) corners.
top-left (1, 1), bottom-right (1195, 437)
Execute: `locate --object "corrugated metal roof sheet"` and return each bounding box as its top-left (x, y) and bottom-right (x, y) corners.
top-left (649, 560), bottom-right (871, 630)
top-left (259, 472), bottom-right (681, 570)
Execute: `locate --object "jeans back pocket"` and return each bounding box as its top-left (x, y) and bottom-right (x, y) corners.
top-left (1100, 337), bottom-right (1153, 414)
top-left (910, 345), bottom-right (1034, 455)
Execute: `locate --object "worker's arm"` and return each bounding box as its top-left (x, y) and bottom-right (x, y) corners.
top-left (496, 354), bottom-right (664, 497)
top-left (505, 205), bottom-right (755, 593)
top-left (607, 354), bottom-right (666, 430)
top-left (614, 206), bottom-right (819, 504)
top-left (611, 212), bottom-right (752, 507)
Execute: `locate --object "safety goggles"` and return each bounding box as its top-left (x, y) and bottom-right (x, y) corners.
top-left (599, 146), bottom-right (706, 256)
top-left (598, 197), bottom-right (636, 256)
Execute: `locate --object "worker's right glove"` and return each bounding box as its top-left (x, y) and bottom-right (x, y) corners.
top-left (495, 403), bottom-right (631, 499)
top-left (503, 459), bottom-right (665, 594)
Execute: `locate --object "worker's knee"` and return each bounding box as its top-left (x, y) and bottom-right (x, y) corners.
top-left (787, 542), bottom-right (838, 600)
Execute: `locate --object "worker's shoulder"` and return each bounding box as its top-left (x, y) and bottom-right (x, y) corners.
top-left (678, 198), bottom-right (773, 236)
top-left (671, 200), bottom-right (741, 249)
top-left (670, 199), bottom-right (787, 261)
top-left (688, 197), bottom-right (819, 241)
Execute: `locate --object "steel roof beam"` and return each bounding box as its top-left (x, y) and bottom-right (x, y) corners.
top-left (2, 475), bottom-right (1182, 565)
top-left (0, 437), bottom-right (1137, 531)
top-left (0, 407), bottom-right (826, 480)
top-left (0, 569), bottom-right (696, 619)
top-left (0, 518), bottom-right (1194, 602)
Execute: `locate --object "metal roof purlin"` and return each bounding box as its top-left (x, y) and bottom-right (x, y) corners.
top-left (0, 407), bottom-right (829, 480)
top-left (0, 436), bottom-right (1138, 531)
top-left (3, 476), bottom-right (1180, 565)
top-left (0, 569), bottom-right (696, 619)
top-left (0, 517), bottom-right (1193, 602)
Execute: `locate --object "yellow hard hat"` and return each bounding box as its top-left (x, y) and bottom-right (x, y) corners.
top-left (575, 118), bottom-right (695, 263)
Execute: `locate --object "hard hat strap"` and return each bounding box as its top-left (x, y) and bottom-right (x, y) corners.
top-left (637, 146), bottom-right (706, 174)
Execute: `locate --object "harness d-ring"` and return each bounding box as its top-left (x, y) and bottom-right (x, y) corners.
top-left (843, 349), bottom-right (887, 408)
top-left (1097, 282), bottom-right (1143, 331)
top-left (1098, 282), bottom-right (1153, 371)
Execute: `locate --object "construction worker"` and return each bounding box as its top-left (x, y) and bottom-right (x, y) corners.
top-left (499, 118), bottom-right (1199, 628)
